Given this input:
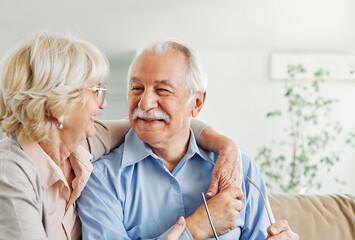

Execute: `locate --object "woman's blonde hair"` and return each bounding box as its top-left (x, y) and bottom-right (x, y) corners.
top-left (0, 31), bottom-right (109, 142)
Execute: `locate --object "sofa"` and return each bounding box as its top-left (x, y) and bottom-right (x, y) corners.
top-left (269, 193), bottom-right (355, 240)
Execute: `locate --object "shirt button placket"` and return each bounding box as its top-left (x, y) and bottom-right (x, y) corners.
top-left (168, 177), bottom-right (185, 220)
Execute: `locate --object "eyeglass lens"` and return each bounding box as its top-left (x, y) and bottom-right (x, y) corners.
top-left (96, 86), bottom-right (107, 108)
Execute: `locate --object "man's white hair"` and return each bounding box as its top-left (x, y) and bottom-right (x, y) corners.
top-left (127, 39), bottom-right (208, 98)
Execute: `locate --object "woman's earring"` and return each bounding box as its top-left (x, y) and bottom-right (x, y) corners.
top-left (57, 121), bottom-right (63, 130)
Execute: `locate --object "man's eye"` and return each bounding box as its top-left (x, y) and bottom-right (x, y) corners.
top-left (132, 87), bottom-right (143, 91)
top-left (156, 88), bottom-right (172, 96)
top-left (157, 88), bottom-right (173, 93)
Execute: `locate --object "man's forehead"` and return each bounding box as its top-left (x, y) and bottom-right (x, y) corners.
top-left (130, 52), bottom-right (188, 84)
top-left (132, 50), bottom-right (188, 69)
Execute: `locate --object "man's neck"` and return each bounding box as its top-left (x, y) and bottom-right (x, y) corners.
top-left (150, 131), bottom-right (191, 172)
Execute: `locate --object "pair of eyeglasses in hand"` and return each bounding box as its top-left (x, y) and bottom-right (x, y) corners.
top-left (201, 176), bottom-right (273, 240)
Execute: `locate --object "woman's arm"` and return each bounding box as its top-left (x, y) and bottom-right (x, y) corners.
top-left (82, 119), bottom-right (130, 161)
top-left (191, 119), bottom-right (242, 198)
top-left (0, 158), bottom-right (48, 239)
top-left (87, 118), bottom-right (242, 196)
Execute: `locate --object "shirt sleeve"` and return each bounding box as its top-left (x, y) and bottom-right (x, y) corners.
top-left (190, 118), bottom-right (209, 145)
top-left (77, 167), bottom-right (131, 240)
top-left (0, 162), bottom-right (48, 239)
top-left (240, 154), bottom-right (275, 240)
top-left (100, 118), bottom-right (131, 150)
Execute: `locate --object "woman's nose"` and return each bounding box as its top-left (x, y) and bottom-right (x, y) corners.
top-left (100, 99), bottom-right (107, 109)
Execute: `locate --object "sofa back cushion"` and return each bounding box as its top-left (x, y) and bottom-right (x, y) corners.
top-left (269, 193), bottom-right (355, 240)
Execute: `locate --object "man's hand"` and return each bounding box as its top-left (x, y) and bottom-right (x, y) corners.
top-left (266, 220), bottom-right (299, 240)
top-left (186, 186), bottom-right (244, 240)
top-left (164, 216), bottom-right (186, 240)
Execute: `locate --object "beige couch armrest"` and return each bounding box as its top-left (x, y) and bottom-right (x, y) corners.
top-left (269, 193), bottom-right (355, 240)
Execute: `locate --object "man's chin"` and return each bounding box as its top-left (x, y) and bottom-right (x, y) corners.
top-left (135, 131), bottom-right (163, 146)
top-left (132, 119), bottom-right (167, 133)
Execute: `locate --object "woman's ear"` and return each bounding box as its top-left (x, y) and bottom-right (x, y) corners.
top-left (191, 92), bottom-right (206, 118)
top-left (57, 116), bottom-right (64, 123)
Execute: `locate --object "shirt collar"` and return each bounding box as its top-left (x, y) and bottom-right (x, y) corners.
top-left (69, 145), bottom-right (94, 176)
top-left (121, 128), bottom-right (215, 169)
top-left (184, 129), bottom-right (215, 165)
top-left (121, 129), bottom-right (153, 168)
top-left (17, 133), bottom-right (93, 190)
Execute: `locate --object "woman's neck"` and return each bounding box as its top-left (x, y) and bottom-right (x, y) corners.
top-left (39, 128), bottom-right (82, 167)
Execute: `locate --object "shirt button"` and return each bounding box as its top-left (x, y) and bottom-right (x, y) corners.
top-left (170, 179), bottom-right (176, 184)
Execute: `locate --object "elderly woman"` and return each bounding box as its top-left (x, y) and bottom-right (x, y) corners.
top-left (0, 32), bottom-right (241, 239)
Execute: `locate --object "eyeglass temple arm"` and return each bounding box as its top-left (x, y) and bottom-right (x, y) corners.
top-left (246, 176), bottom-right (274, 225)
top-left (201, 177), bottom-right (273, 240)
top-left (201, 192), bottom-right (220, 240)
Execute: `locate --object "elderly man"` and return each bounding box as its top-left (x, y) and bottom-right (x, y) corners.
top-left (77, 40), bottom-right (298, 240)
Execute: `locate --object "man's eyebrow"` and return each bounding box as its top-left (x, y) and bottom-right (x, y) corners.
top-left (130, 76), bottom-right (140, 83)
top-left (155, 80), bottom-right (173, 87)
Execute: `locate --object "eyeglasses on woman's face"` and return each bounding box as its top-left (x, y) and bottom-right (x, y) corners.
top-left (88, 85), bottom-right (107, 108)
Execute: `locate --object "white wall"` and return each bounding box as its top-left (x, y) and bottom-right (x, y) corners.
top-left (0, 0), bottom-right (354, 194)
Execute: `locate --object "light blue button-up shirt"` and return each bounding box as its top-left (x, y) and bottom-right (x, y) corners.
top-left (77, 129), bottom-right (274, 239)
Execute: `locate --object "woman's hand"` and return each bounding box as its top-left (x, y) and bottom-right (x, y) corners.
top-left (266, 220), bottom-right (299, 240)
top-left (199, 127), bottom-right (242, 198)
top-left (164, 216), bottom-right (186, 240)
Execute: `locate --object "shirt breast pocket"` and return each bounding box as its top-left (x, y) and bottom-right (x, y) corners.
top-left (127, 220), bottom-right (158, 239)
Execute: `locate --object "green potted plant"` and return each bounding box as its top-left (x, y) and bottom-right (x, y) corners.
top-left (255, 64), bottom-right (354, 193)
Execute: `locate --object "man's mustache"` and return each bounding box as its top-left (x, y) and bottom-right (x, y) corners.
top-left (132, 108), bottom-right (170, 123)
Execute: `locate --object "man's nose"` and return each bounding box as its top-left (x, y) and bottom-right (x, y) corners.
top-left (138, 90), bottom-right (158, 111)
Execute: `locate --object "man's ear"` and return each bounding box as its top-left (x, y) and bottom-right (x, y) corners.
top-left (191, 92), bottom-right (206, 118)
